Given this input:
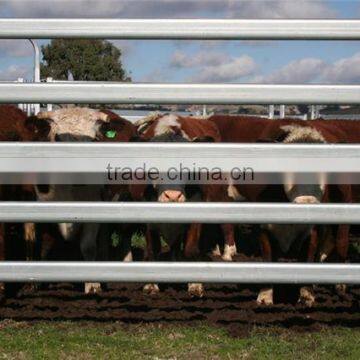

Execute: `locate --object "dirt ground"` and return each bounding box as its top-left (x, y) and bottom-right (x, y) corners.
top-left (0, 224), bottom-right (359, 338)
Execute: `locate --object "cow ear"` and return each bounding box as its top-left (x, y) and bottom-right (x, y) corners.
top-left (25, 116), bottom-right (52, 139)
top-left (192, 136), bottom-right (215, 142)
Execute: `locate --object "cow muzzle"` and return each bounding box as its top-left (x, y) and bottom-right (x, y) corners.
top-left (293, 195), bottom-right (320, 204)
top-left (158, 190), bottom-right (186, 203)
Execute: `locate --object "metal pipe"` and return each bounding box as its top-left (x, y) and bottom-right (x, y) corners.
top-left (279, 104), bottom-right (285, 119)
top-left (0, 83), bottom-right (358, 104)
top-left (0, 202), bottom-right (360, 224)
top-left (16, 77), bottom-right (24, 111)
top-left (29, 39), bottom-right (41, 115)
top-left (0, 19), bottom-right (360, 40)
top-left (0, 142), bottom-right (360, 184)
top-left (0, 262), bottom-right (358, 284)
top-left (0, 143), bottom-right (358, 175)
top-left (46, 77), bottom-right (53, 111)
top-left (268, 104), bottom-right (275, 119)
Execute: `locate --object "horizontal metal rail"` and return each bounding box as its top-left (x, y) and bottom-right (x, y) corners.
top-left (0, 19), bottom-right (360, 40)
top-left (0, 83), bottom-right (358, 104)
top-left (0, 143), bottom-right (358, 176)
top-left (1, 202), bottom-right (360, 224)
top-left (0, 262), bottom-right (358, 284)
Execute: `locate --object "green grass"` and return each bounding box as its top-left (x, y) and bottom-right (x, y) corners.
top-left (0, 321), bottom-right (359, 359)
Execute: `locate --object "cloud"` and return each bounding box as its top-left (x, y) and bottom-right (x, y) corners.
top-left (140, 68), bottom-right (170, 83)
top-left (0, 65), bottom-right (29, 80)
top-left (170, 50), bottom-right (227, 68)
top-left (227, 0), bottom-right (337, 19)
top-left (250, 52), bottom-right (360, 84)
top-left (189, 54), bottom-right (257, 82)
top-left (3, 0), bottom-right (338, 19)
top-left (321, 52), bottom-right (360, 84)
top-left (169, 49), bottom-right (257, 82)
top-left (252, 58), bottom-right (326, 84)
top-left (0, 40), bottom-right (33, 57)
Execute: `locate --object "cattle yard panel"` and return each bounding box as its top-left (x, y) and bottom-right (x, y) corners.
top-left (0, 18), bottom-right (359, 284)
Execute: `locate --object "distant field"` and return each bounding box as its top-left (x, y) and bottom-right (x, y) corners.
top-left (0, 321), bottom-right (359, 359)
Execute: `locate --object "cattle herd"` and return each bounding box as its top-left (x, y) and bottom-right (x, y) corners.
top-left (0, 104), bottom-right (358, 309)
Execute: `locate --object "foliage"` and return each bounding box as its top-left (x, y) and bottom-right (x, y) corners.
top-left (41, 39), bottom-right (131, 82)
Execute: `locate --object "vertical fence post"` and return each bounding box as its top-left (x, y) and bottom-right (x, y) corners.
top-left (29, 39), bottom-right (41, 115)
top-left (269, 104), bottom-right (275, 119)
top-left (17, 78), bottom-right (24, 112)
top-left (202, 105), bottom-right (207, 116)
top-left (310, 105), bottom-right (316, 120)
top-left (279, 104), bottom-right (285, 118)
top-left (46, 77), bottom-right (53, 111)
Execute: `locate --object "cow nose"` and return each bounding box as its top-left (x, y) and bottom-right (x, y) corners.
top-left (159, 190), bottom-right (185, 203)
top-left (293, 196), bottom-right (320, 204)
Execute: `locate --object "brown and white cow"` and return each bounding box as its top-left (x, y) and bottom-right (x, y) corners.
top-left (0, 105), bottom-right (39, 298)
top-left (27, 107), bottom-right (137, 294)
top-left (135, 113), bottom-right (225, 297)
top-left (209, 115), bottom-right (353, 306)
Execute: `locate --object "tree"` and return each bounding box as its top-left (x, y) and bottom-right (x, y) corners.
top-left (41, 39), bottom-right (131, 82)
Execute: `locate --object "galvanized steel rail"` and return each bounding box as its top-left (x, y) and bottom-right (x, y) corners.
top-left (0, 262), bottom-right (359, 284)
top-left (1, 202), bottom-right (360, 224)
top-left (0, 142), bottom-right (358, 173)
top-left (0, 19), bottom-right (360, 40)
top-left (0, 83), bottom-right (358, 104)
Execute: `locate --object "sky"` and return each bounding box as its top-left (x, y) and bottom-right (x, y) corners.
top-left (0, 0), bottom-right (359, 84)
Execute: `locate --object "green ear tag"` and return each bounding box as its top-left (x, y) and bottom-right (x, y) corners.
top-left (105, 130), bottom-right (117, 138)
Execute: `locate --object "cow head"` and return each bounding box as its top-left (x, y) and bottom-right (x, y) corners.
top-left (26, 107), bottom-right (110, 142)
top-left (281, 125), bottom-right (327, 204)
top-left (143, 132), bottom-right (208, 204)
top-left (258, 124), bottom-right (327, 204)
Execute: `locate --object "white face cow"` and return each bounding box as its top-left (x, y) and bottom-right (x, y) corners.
top-left (29, 107), bottom-right (110, 142)
top-left (281, 125), bottom-right (327, 204)
top-left (28, 107), bottom-right (111, 295)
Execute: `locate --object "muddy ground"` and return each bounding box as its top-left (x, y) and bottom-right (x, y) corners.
top-left (0, 224), bottom-right (359, 337)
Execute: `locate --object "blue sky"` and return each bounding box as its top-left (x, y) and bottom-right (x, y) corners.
top-left (0, 0), bottom-right (359, 84)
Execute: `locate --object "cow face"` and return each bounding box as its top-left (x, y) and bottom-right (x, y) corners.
top-left (258, 124), bottom-right (327, 204)
top-left (26, 108), bottom-right (109, 142)
top-left (149, 132), bottom-right (189, 203)
top-left (144, 132), bottom-right (210, 203)
top-left (279, 125), bottom-right (327, 204)
top-left (283, 181), bottom-right (326, 204)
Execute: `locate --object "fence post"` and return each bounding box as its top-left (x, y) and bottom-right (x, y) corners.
top-left (29, 39), bottom-right (41, 115)
top-left (202, 105), bottom-right (207, 116)
top-left (268, 104), bottom-right (275, 119)
top-left (17, 78), bottom-right (24, 112)
top-left (46, 77), bottom-right (53, 111)
top-left (310, 105), bottom-right (317, 120)
top-left (279, 104), bottom-right (285, 118)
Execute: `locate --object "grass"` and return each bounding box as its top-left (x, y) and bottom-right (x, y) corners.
top-left (0, 321), bottom-right (359, 359)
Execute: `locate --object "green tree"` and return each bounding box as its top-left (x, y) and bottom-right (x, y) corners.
top-left (41, 39), bottom-right (131, 81)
